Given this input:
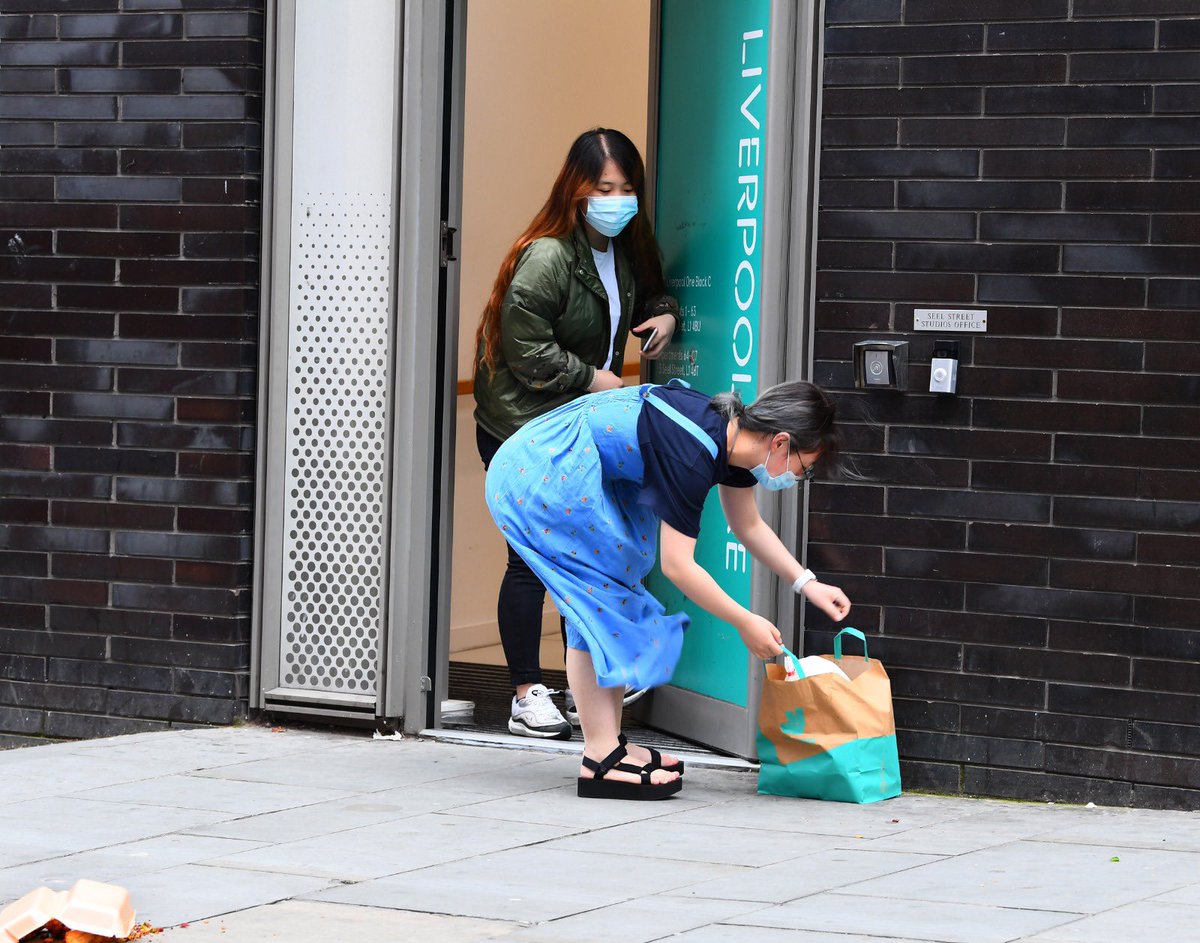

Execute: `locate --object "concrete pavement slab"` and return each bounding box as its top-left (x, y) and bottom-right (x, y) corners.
top-left (546, 817), bottom-right (842, 868)
top-left (68, 773), bottom-right (355, 815)
top-left (844, 839), bottom-right (1200, 913)
top-left (180, 787), bottom-right (476, 844)
top-left (666, 928), bottom-right (929, 943)
top-left (729, 890), bottom-right (1081, 942)
top-left (488, 893), bottom-right (770, 943)
top-left (442, 781), bottom-right (703, 829)
top-left (205, 811), bottom-right (578, 881)
top-left (664, 790), bottom-right (982, 839)
top-left (157, 900), bottom-right (516, 943)
top-left (306, 845), bottom-right (742, 923)
top-left (1020, 899), bottom-right (1200, 942)
top-left (1037, 806), bottom-right (1200, 852)
top-left (1152, 882), bottom-right (1200, 905)
top-left (0, 797), bottom-right (237, 855)
top-left (117, 863), bottom-right (336, 929)
top-left (0, 834), bottom-right (263, 900)
top-left (666, 847), bottom-right (943, 904)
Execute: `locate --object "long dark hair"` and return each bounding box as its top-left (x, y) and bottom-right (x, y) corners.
top-left (474, 128), bottom-right (666, 374)
top-left (713, 382), bottom-right (842, 468)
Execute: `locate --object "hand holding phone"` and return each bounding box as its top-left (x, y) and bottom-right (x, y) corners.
top-left (639, 327), bottom-right (659, 354)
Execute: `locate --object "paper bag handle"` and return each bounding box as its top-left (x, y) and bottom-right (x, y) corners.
top-left (833, 627), bottom-right (869, 662)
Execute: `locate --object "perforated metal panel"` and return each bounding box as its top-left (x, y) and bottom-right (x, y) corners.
top-left (266, 0), bottom-right (398, 703)
top-left (280, 197), bottom-right (391, 694)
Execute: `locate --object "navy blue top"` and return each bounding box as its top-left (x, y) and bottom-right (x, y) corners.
top-left (636, 386), bottom-right (756, 539)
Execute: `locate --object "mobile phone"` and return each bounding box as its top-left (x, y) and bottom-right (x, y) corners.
top-left (639, 327), bottom-right (659, 353)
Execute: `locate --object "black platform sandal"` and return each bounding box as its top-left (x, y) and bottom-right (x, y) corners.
top-left (577, 742), bottom-right (682, 800)
top-left (618, 733), bottom-right (684, 775)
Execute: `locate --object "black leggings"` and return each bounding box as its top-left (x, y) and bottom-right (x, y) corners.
top-left (476, 425), bottom-right (567, 689)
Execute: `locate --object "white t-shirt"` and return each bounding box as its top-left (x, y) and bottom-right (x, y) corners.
top-left (591, 241), bottom-right (622, 370)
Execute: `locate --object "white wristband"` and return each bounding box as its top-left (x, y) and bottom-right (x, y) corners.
top-left (792, 569), bottom-right (817, 594)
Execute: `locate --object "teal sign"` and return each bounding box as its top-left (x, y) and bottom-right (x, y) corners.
top-left (649, 0), bottom-right (770, 707)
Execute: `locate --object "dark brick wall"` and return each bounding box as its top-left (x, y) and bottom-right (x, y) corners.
top-left (812, 0), bottom-right (1200, 809)
top-left (0, 1), bottom-right (264, 745)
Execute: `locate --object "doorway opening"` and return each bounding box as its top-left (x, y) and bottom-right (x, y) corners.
top-left (439, 0), bottom-right (696, 752)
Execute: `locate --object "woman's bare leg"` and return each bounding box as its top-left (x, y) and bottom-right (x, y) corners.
top-left (566, 647), bottom-right (677, 786)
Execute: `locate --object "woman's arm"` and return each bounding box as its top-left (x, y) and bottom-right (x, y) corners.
top-left (501, 241), bottom-right (597, 393)
top-left (659, 520), bottom-right (783, 659)
top-left (719, 485), bottom-right (851, 622)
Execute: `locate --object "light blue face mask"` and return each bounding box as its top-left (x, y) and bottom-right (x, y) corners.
top-left (585, 195), bottom-right (638, 238)
top-left (750, 435), bottom-right (800, 491)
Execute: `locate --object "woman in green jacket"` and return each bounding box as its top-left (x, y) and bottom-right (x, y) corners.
top-left (473, 127), bottom-right (681, 740)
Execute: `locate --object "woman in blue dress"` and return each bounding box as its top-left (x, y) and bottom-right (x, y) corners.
top-left (485, 380), bottom-right (852, 800)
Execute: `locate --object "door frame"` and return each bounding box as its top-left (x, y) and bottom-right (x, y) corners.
top-left (633, 0), bottom-right (826, 756)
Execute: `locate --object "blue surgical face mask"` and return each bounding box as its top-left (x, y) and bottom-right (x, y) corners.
top-left (585, 195), bottom-right (638, 238)
top-left (750, 435), bottom-right (800, 491)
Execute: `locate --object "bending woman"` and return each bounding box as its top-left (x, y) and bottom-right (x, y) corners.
top-left (473, 128), bottom-right (681, 740)
top-left (485, 380), bottom-right (852, 799)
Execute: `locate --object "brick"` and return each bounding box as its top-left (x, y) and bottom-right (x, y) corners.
top-left (822, 148), bottom-right (977, 178)
top-left (122, 39), bottom-right (259, 67)
top-left (59, 12), bottom-right (182, 38)
top-left (0, 499), bottom-right (49, 525)
top-left (52, 500), bottom-right (174, 530)
top-left (1059, 370), bottom-right (1200, 405)
top-left (113, 530), bottom-right (250, 561)
top-left (980, 212), bottom-right (1148, 243)
top-left (185, 12), bottom-right (264, 38)
top-left (825, 24), bottom-right (983, 55)
top-left (0, 41), bottom-right (118, 67)
top-left (1148, 278), bottom-right (1200, 309)
top-left (57, 284), bottom-right (179, 312)
top-left (889, 487), bottom-right (1050, 523)
top-left (107, 636), bottom-right (248, 671)
top-left (49, 604), bottom-right (171, 638)
top-left (1070, 116), bottom-right (1200, 147)
top-left (1160, 18), bottom-right (1200, 49)
top-left (1155, 84), bottom-right (1200, 113)
top-left (968, 584), bottom-right (1133, 623)
top-left (827, 0), bottom-right (900, 23)
top-left (45, 712), bottom-right (166, 740)
top-left (0, 551), bottom-right (47, 577)
top-left (906, 0), bottom-right (1068, 20)
top-left (822, 56), bottom-right (898, 86)
top-left (121, 95), bottom-right (253, 122)
top-left (1055, 495), bottom-right (1200, 532)
top-left (114, 476), bottom-right (250, 506)
top-left (890, 608), bottom-right (1047, 648)
top-left (988, 20), bottom-right (1155, 52)
top-left (1064, 244), bottom-right (1200, 276)
top-left (890, 426), bottom-right (1052, 461)
top-left (56, 176), bottom-right (182, 202)
top-left (983, 148), bottom-right (1150, 178)
top-left (817, 270), bottom-right (975, 303)
top-left (183, 66), bottom-right (262, 94)
top-left (1075, 0), bottom-right (1200, 13)
top-left (0, 471), bottom-right (110, 499)
top-left (56, 447), bottom-right (176, 475)
top-left (59, 67), bottom-right (182, 94)
top-left (1053, 558), bottom-right (1200, 598)
top-left (901, 117), bottom-right (1064, 146)
top-left (53, 392), bottom-right (173, 420)
top-left (963, 767), bottom-right (1133, 806)
top-left (978, 275), bottom-right (1146, 308)
top-left (819, 209), bottom-right (974, 239)
top-left (1071, 51), bottom-right (1200, 83)
top-left (47, 658), bottom-right (173, 693)
top-left (52, 552), bottom-right (173, 583)
top-left (886, 548), bottom-right (1047, 586)
top-left (974, 398), bottom-right (1140, 433)
top-left (57, 121), bottom-right (181, 147)
top-left (972, 462), bottom-right (1138, 499)
top-left (889, 666), bottom-right (1046, 710)
top-left (895, 242), bottom-right (1059, 273)
top-left (823, 86), bottom-right (980, 117)
top-left (0, 14), bottom-right (56, 39)
top-left (817, 241), bottom-right (893, 270)
top-left (905, 54), bottom-right (1065, 86)
top-left (1156, 150), bottom-right (1200, 179)
top-left (899, 180), bottom-right (1061, 209)
top-left (0, 417), bottom-right (112, 445)
top-left (821, 118), bottom-right (897, 146)
top-left (117, 422), bottom-right (252, 451)
top-left (986, 83), bottom-right (1151, 115)
top-left (1140, 469), bottom-right (1200, 503)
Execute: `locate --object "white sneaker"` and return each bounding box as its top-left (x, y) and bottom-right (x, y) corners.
top-left (564, 686), bottom-right (647, 726)
top-left (509, 684), bottom-right (572, 740)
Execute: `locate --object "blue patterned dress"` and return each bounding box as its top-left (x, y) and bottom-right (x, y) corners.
top-left (485, 383), bottom-right (752, 690)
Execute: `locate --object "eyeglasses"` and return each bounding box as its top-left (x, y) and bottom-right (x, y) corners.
top-left (796, 455), bottom-right (816, 482)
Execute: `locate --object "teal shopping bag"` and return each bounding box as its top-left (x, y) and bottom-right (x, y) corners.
top-left (757, 629), bottom-right (901, 803)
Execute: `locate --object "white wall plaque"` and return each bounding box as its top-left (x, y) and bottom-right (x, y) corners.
top-left (914, 308), bottom-right (987, 332)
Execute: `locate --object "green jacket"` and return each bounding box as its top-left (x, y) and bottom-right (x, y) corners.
top-left (473, 226), bottom-right (680, 441)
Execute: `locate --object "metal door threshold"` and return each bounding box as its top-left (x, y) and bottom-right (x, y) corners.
top-left (419, 726), bottom-right (757, 772)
